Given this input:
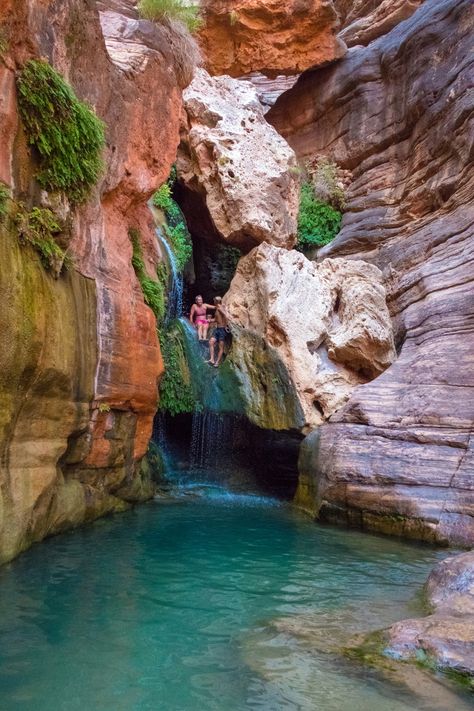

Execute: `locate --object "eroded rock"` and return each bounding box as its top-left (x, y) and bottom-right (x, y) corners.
top-left (383, 551), bottom-right (474, 683)
top-left (269, 0), bottom-right (474, 545)
top-left (199, 0), bottom-right (346, 77)
top-left (223, 243), bottom-right (396, 431)
top-left (177, 69), bottom-right (299, 251)
top-left (335, 0), bottom-right (424, 47)
top-left (0, 0), bottom-right (187, 562)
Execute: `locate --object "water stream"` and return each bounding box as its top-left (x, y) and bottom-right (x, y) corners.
top-left (0, 497), bottom-right (470, 711)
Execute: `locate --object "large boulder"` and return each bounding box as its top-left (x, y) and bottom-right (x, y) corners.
top-left (383, 551), bottom-right (474, 682)
top-left (177, 69), bottom-right (299, 251)
top-left (268, 0), bottom-right (474, 545)
top-left (223, 243), bottom-right (396, 431)
top-left (198, 0), bottom-right (346, 77)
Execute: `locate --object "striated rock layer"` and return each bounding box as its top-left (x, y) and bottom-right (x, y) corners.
top-left (0, 0), bottom-right (187, 562)
top-left (199, 0), bottom-right (345, 77)
top-left (269, 0), bottom-right (474, 544)
top-left (177, 69), bottom-right (299, 251)
top-left (223, 243), bottom-right (396, 432)
top-left (335, 0), bottom-right (424, 47)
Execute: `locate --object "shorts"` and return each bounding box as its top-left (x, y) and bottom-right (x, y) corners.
top-left (213, 327), bottom-right (227, 342)
top-left (196, 318), bottom-right (208, 325)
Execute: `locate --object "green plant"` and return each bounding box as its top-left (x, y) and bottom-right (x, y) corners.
top-left (98, 403), bottom-right (111, 413)
top-left (15, 205), bottom-right (71, 273)
top-left (309, 156), bottom-right (346, 211)
top-left (229, 10), bottom-right (238, 26)
top-left (0, 183), bottom-right (10, 220)
top-left (129, 228), bottom-right (166, 325)
top-left (297, 182), bottom-right (342, 250)
top-left (164, 222), bottom-right (192, 272)
top-left (153, 183), bottom-right (180, 220)
top-left (159, 327), bottom-right (195, 415)
top-left (16, 59), bottom-right (105, 203)
top-left (138, 0), bottom-right (202, 33)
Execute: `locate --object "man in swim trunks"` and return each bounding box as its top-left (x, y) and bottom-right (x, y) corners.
top-left (208, 297), bottom-right (229, 368)
top-left (189, 295), bottom-right (215, 340)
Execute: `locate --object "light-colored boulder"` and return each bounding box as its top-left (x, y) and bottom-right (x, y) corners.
top-left (223, 243), bottom-right (396, 431)
top-left (177, 69), bottom-right (299, 250)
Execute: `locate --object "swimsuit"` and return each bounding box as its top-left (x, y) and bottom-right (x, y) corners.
top-left (195, 305), bottom-right (208, 325)
top-left (214, 327), bottom-right (227, 342)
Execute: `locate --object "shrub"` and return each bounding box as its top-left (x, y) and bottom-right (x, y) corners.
top-left (159, 327), bottom-right (195, 415)
top-left (17, 60), bottom-right (105, 203)
top-left (297, 182), bottom-right (342, 250)
top-left (153, 173), bottom-right (193, 272)
top-left (15, 206), bottom-right (71, 273)
top-left (307, 156), bottom-right (347, 211)
top-left (129, 228), bottom-right (166, 325)
top-left (138, 0), bottom-right (202, 33)
top-left (0, 183), bottom-right (10, 220)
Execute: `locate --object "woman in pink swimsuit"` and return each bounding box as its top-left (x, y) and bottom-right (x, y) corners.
top-left (189, 295), bottom-right (215, 340)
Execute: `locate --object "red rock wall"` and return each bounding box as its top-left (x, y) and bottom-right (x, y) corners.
top-left (268, 0), bottom-right (474, 545)
top-left (0, 0), bottom-right (185, 562)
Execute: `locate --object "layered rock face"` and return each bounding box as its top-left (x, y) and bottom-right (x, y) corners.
top-left (269, 0), bottom-right (474, 544)
top-left (177, 69), bottom-right (299, 251)
top-left (223, 243), bottom-right (395, 431)
top-left (0, 0), bottom-right (187, 562)
top-left (335, 0), bottom-right (424, 46)
top-left (199, 0), bottom-right (346, 77)
top-left (384, 551), bottom-right (474, 681)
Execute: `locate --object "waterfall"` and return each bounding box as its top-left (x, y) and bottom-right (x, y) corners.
top-left (155, 226), bottom-right (183, 321)
top-left (190, 410), bottom-right (235, 471)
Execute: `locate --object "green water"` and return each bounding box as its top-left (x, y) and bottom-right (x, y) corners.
top-left (0, 491), bottom-right (470, 711)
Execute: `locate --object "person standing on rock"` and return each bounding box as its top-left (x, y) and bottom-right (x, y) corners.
top-left (207, 297), bottom-right (230, 368)
top-left (190, 295), bottom-right (215, 341)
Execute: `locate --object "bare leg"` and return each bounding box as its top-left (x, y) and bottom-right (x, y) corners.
top-left (214, 340), bottom-right (225, 366)
top-left (207, 337), bottom-right (216, 364)
top-left (198, 324), bottom-right (204, 340)
top-left (203, 323), bottom-right (209, 340)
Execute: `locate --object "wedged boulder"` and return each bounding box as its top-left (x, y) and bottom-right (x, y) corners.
top-left (177, 69), bottom-right (299, 251)
top-left (335, 0), bottom-right (424, 47)
top-left (199, 0), bottom-right (346, 77)
top-left (383, 551), bottom-right (474, 683)
top-left (223, 243), bottom-right (396, 431)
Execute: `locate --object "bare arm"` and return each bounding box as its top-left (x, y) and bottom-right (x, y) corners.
top-left (189, 304), bottom-right (196, 323)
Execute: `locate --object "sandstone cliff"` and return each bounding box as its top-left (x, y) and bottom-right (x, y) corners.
top-left (268, 0), bottom-right (474, 545)
top-left (0, 0), bottom-right (189, 562)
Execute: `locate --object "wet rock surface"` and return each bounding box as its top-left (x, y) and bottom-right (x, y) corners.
top-left (223, 243), bottom-right (395, 431)
top-left (177, 69), bottom-right (299, 251)
top-left (0, 0), bottom-right (186, 562)
top-left (269, 0), bottom-right (474, 544)
top-left (384, 551), bottom-right (474, 683)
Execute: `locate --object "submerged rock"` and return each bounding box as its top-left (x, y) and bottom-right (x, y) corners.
top-left (177, 69), bottom-right (299, 251)
top-left (223, 243), bottom-right (396, 431)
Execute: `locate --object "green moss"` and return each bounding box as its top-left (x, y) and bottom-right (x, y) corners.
top-left (129, 228), bottom-right (166, 325)
top-left (297, 182), bottom-right (342, 250)
top-left (16, 59), bottom-right (105, 203)
top-left (0, 183), bottom-right (10, 221)
top-left (15, 206), bottom-right (71, 274)
top-left (138, 0), bottom-right (202, 32)
top-left (159, 324), bottom-right (195, 415)
top-left (153, 173), bottom-right (192, 272)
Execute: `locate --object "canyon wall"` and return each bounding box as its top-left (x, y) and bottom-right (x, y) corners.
top-left (0, 0), bottom-right (188, 562)
top-left (268, 0), bottom-right (474, 545)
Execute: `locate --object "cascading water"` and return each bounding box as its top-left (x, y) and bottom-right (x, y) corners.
top-left (155, 225), bottom-right (183, 322)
